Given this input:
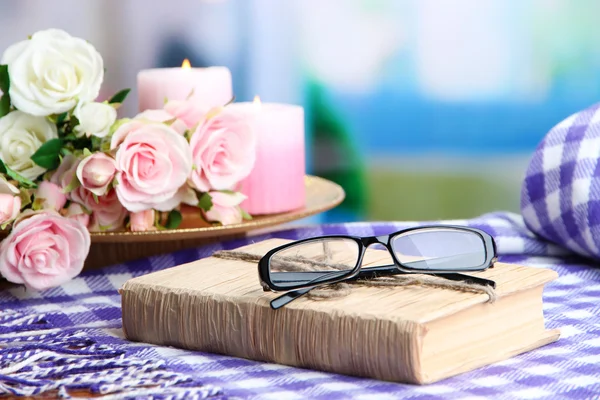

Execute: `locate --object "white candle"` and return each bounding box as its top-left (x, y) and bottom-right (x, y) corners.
top-left (137, 60), bottom-right (232, 112)
top-left (230, 97), bottom-right (306, 215)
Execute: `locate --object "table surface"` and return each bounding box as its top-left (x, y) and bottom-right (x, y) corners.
top-left (1, 212), bottom-right (598, 400)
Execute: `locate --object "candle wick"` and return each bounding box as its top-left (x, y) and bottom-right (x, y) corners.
top-left (186, 88), bottom-right (195, 100)
top-left (224, 95), bottom-right (236, 106)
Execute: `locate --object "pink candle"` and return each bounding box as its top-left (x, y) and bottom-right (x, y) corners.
top-left (231, 99), bottom-right (305, 215)
top-left (137, 60), bottom-right (232, 112)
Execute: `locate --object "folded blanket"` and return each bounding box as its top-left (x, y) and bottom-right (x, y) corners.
top-left (522, 102), bottom-right (600, 260)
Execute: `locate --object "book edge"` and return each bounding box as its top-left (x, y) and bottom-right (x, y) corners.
top-left (418, 328), bottom-right (561, 384)
top-left (121, 281), bottom-right (428, 383)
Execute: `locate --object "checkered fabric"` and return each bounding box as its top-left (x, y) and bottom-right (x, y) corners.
top-left (522, 102), bottom-right (600, 260)
top-left (2, 212), bottom-right (599, 399)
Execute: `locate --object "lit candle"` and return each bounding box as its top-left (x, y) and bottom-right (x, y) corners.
top-left (231, 96), bottom-right (306, 215)
top-left (137, 59), bottom-right (233, 112)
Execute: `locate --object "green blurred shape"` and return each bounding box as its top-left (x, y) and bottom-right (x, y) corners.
top-left (308, 82), bottom-right (367, 218)
top-left (367, 169), bottom-right (521, 221)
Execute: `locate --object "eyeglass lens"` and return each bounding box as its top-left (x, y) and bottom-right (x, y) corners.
top-left (268, 238), bottom-right (360, 288)
top-left (391, 228), bottom-right (486, 271)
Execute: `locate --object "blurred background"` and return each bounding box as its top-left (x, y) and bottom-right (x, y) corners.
top-left (2, 0), bottom-right (599, 223)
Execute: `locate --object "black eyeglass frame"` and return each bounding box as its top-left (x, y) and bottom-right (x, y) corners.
top-left (258, 225), bottom-right (497, 293)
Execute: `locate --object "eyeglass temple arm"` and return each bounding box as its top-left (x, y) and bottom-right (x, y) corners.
top-left (271, 269), bottom-right (349, 310)
top-left (270, 265), bottom-right (496, 309)
top-left (270, 287), bottom-right (313, 309)
top-left (354, 265), bottom-right (496, 288)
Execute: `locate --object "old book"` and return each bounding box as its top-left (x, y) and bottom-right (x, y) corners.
top-left (120, 238), bottom-right (560, 384)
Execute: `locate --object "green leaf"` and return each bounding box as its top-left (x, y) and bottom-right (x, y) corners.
top-left (240, 208), bottom-right (252, 221)
top-left (108, 88), bottom-right (131, 105)
top-left (198, 193), bottom-right (213, 212)
top-left (90, 135), bottom-right (111, 153)
top-left (31, 138), bottom-right (62, 170)
top-left (18, 189), bottom-right (32, 208)
top-left (62, 175), bottom-right (80, 194)
top-left (165, 210), bottom-right (182, 229)
top-left (0, 159), bottom-right (37, 188)
top-left (0, 94), bottom-right (10, 118)
top-left (162, 117), bottom-right (178, 126)
top-left (70, 115), bottom-right (80, 128)
top-left (98, 224), bottom-right (113, 232)
top-left (90, 135), bottom-right (102, 150)
top-left (101, 140), bottom-right (111, 153)
top-left (56, 112), bottom-right (68, 124)
top-left (9, 169), bottom-right (36, 188)
top-left (109, 118), bottom-right (130, 136)
top-left (32, 197), bottom-right (44, 211)
top-left (0, 65), bottom-right (9, 93)
top-left (0, 64), bottom-right (10, 118)
top-left (70, 136), bottom-right (92, 150)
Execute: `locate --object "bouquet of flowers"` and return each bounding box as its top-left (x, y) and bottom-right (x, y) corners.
top-left (0, 29), bottom-right (256, 291)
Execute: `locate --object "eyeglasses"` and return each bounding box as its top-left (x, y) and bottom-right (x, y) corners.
top-left (258, 226), bottom-right (498, 309)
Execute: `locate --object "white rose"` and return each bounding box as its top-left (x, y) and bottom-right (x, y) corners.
top-left (1, 29), bottom-right (104, 116)
top-left (0, 111), bottom-right (58, 179)
top-left (74, 102), bottom-right (117, 138)
top-left (0, 176), bottom-right (21, 225)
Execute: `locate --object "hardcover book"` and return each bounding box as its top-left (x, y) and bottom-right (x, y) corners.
top-left (120, 238), bottom-right (560, 384)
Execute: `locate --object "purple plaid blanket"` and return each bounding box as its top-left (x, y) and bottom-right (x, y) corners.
top-left (522, 102), bottom-right (600, 261)
top-left (1, 212), bottom-right (598, 399)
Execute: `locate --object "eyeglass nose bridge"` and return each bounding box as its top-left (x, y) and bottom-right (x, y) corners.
top-left (362, 235), bottom-right (391, 247)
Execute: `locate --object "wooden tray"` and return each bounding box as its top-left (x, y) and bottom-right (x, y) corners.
top-left (83, 175), bottom-right (343, 268)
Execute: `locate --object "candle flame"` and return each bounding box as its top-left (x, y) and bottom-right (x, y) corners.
top-left (181, 59), bottom-right (191, 69)
top-left (253, 95), bottom-right (261, 106)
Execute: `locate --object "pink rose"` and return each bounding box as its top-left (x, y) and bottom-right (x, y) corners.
top-left (110, 120), bottom-right (143, 149)
top-left (71, 188), bottom-right (127, 232)
top-left (164, 100), bottom-right (206, 129)
top-left (0, 210), bottom-right (90, 291)
top-left (142, 184), bottom-right (198, 213)
top-left (176, 184), bottom-right (199, 207)
top-left (204, 191), bottom-right (247, 226)
top-left (0, 177), bottom-right (21, 225)
top-left (89, 190), bottom-right (128, 232)
top-left (130, 209), bottom-right (156, 232)
top-left (189, 107), bottom-right (256, 192)
top-left (134, 109), bottom-right (187, 135)
top-left (34, 181), bottom-right (67, 212)
top-left (76, 152), bottom-right (116, 196)
top-left (50, 154), bottom-right (79, 191)
top-left (63, 202), bottom-right (90, 227)
top-left (111, 121), bottom-right (193, 212)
